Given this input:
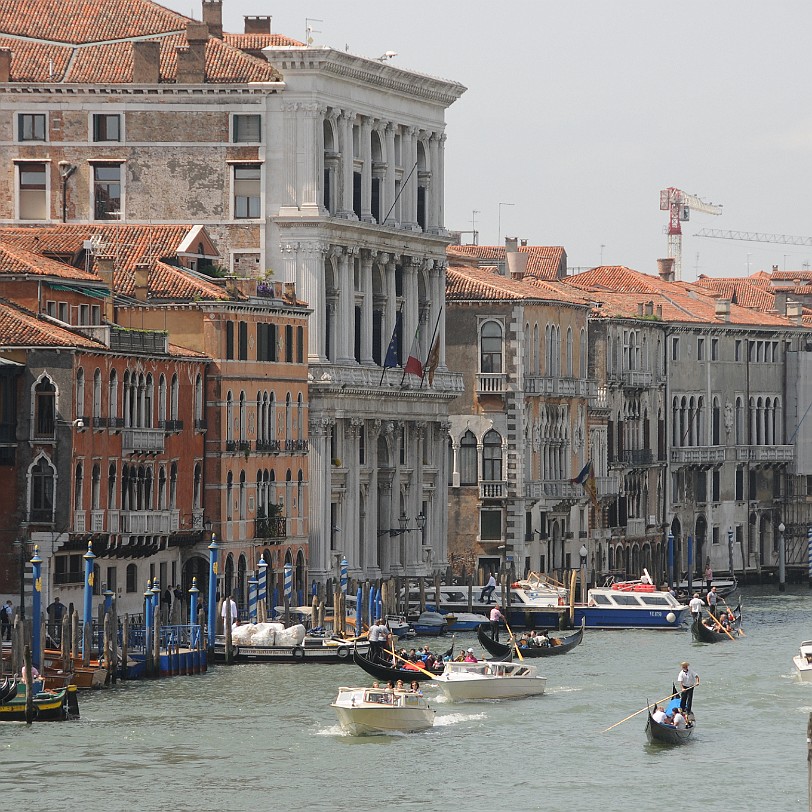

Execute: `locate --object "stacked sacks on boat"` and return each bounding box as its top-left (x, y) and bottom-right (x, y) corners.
top-left (231, 623), bottom-right (307, 646)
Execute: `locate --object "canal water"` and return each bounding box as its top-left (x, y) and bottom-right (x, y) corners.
top-left (1, 585), bottom-right (810, 811)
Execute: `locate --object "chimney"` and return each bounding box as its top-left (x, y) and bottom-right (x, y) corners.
top-left (656, 257), bottom-right (675, 283)
top-left (0, 49), bottom-right (11, 82)
top-left (227, 277), bottom-right (258, 299)
top-left (132, 40), bottom-right (161, 84)
top-left (506, 252), bottom-right (529, 281)
top-left (284, 282), bottom-right (296, 302)
top-left (273, 281), bottom-right (283, 298)
top-left (96, 255), bottom-right (116, 323)
top-left (786, 299), bottom-right (803, 325)
top-left (202, 0), bottom-right (223, 39)
top-left (244, 15), bottom-right (272, 34)
top-left (176, 22), bottom-right (208, 83)
top-left (715, 298), bottom-right (731, 322)
top-left (772, 265), bottom-right (779, 274)
top-left (134, 263), bottom-right (150, 302)
top-left (644, 300), bottom-right (654, 317)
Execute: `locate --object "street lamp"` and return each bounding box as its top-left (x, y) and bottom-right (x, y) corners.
top-left (379, 512), bottom-right (426, 537)
top-left (579, 544), bottom-right (588, 602)
top-left (778, 522), bottom-right (786, 593)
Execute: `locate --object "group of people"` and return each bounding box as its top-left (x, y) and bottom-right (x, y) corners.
top-left (651, 660), bottom-right (700, 728)
top-left (514, 630), bottom-right (558, 649)
top-left (688, 587), bottom-right (739, 634)
top-left (391, 645), bottom-right (448, 672)
top-left (650, 704), bottom-right (689, 730)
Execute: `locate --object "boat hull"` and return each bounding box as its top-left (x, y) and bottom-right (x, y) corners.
top-left (0, 684), bottom-right (79, 722)
top-left (215, 638), bottom-right (370, 663)
top-left (645, 711), bottom-right (694, 745)
top-left (435, 675), bottom-right (546, 702)
top-left (574, 605), bottom-right (689, 629)
top-left (793, 656), bottom-right (812, 681)
top-left (477, 621), bottom-right (584, 658)
top-left (331, 705), bottom-right (434, 734)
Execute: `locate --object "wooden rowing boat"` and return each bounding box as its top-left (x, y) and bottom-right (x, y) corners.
top-left (477, 619), bottom-right (584, 658)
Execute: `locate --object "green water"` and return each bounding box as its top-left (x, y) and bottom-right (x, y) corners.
top-left (0, 586), bottom-right (809, 811)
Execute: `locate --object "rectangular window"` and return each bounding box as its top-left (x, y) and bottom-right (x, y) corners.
top-left (232, 114), bottom-right (261, 143)
top-left (18, 162), bottom-right (47, 220)
top-left (18, 113), bottom-right (46, 142)
top-left (92, 113), bottom-right (121, 142)
top-left (46, 300), bottom-right (56, 317)
top-left (711, 338), bottom-right (719, 361)
top-left (695, 470), bottom-right (707, 503)
top-left (91, 305), bottom-right (101, 325)
top-left (712, 526), bottom-right (719, 545)
top-left (233, 164), bottom-right (261, 218)
top-left (238, 321), bottom-right (248, 361)
top-left (285, 325), bottom-right (294, 363)
top-left (748, 469), bottom-right (757, 500)
top-left (736, 466), bottom-right (744, 501)
top-left (296, 326), bottom-right (304, 363)
top-left (106, 566), bottom-right (117, 593)
top-left (735, 339), bottom-right (742, 361)
top-left (480, 509), bottom-right (502, 541)
top-left (93, 163), bottom-right (122, 220)
top-left (58, 302), bottom-right (68, 322)
top-left (226, 322), bottom-right (234, 360)
top-left (80, 304), bottom-right (90, 325)
top-left (671, 337), bottom-right (680, 361)
top-left (712, 469), bottom-right (720, 502)
top-left (697, 337), bottom-right (705, 361)
top-left (806, 474), bottom-right (812, 497)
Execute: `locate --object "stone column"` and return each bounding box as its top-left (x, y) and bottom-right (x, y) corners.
top-left (402, 126), bottom-right (417, 229)
top-left (338, 110), bottom-right (356, 219)
top-left (437, 133), bottom-right (447, 230)
top-left (428, 132), bottom-right (440, 233)
top-left (384, 122), bottom-right (396, 226)
top-left (308, 415), bottom-right (334, 580)
top-left (280, 102), bottom-right (299, 212)
top-left (298, 241), bottom-right (327, 363)
top-left (414, 421), bottom-right (426, 572)
top-left (301, 103), bottom-right (326, 214)
top-left (437, 420), bottom-right (451, 566)
top-left (384, 255), bottom-right (397, 355)
top-left (437, 262), bottom-right (447, 370)
top-left (366, 420), bottom-right (382, 574)
top-left (385, 421), bottom-right (402, 573)
top-left (333, 247), bottom-right (353, 364)
top-left (345, 418), bottom-right (363, 572)
top-left (360, 250), bottom-right (374, 364)
top-left (403, 259), bottom-right (419, 357)
top-left (360, 117), bottom-right (373, 222)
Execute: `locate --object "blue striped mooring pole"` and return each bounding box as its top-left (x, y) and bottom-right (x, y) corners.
top-left (31, 545), bottom-right (42, 669)
top-left (189, 577), bottom-right (200, 647)
top-left (207, 534), bottom-right (219, 653)
top-left (82, 541), bottom-right (96, 653)
top-left (248, 574), bottom-right (258, 623)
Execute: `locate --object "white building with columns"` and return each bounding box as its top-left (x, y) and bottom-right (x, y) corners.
top-left (260, 46), bottom-right (466, 583)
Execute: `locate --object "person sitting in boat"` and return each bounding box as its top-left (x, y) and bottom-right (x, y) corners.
top-left (419, 645), bottom-right (432, 662)
top-left (672, 708), bottom-right (687, 730)
top-left (410, 680), bottom-right (422, 695)
top-left (662, 709), bottom-right (675, 726)
top-left (453, 649), bottom-right (466, 662)
top-left (463, 648), bottom-right (478, 663)
top-left (395, 679), bottom-right (405, 691)
top-left (651, 705), bottom-right (667, 724)
top-left (531, 630), bottom-right (550, 647)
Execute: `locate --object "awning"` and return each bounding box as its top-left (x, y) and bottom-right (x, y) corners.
top-left (48, 283), bottom-right (109, 300)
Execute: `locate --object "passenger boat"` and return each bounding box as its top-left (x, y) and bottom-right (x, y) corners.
top-left (0, 680), bottom-right (80, 722)
top-left (410, 610), bottom-right (447, 636)
top-left (432, 659), bottom-right (546, 702)
top-left (352, 641), bottom-right (452, 683)
top-left (215, 623), bottom-right (370, 663)
top-left (331, 686), bottom-right (435, 735)
top-left (690, 604), bottom-right (742, 643)
top-left (645, 694), bottom-right (695, 745)
top-left (42, 650), bottom-right (110, 689)
top-left (793, 641), bottom-right (812, 681)
top-left (477, 619), bottom-right (584, 658)
top-left (575, 580), bottom-right (689, 629)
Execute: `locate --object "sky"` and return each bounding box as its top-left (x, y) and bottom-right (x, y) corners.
top-left (162, 0), bottom-right (812, 280)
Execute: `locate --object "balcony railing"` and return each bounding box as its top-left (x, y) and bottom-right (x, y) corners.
top-left (735, 445), bottom-right (794, 462)
top-left (596, 475), bottom-right (620, 498)
top-left (122, 428), bottom-right (165, 454)
top-left (477, 373), bottom-right (507, 394)
top-left (92, 416), bottom-right (107, 429)
top-left (108, 417), bottom-right (125, 431)
top-left (625, 518), bottom-right (646, 537)
top-left (622, 370), bottom-right (653, 388)
top-left (670, 446), bottom-right (727, 465)
top-left (256, 516), bottom-right (287, 539)
top-left (524, 376), bottom-right (594, 398)
top-left (163, 419), bottom-right (184, 433)
top-left (479, 480), bottom-right (507, 499)
top-left (194, 418), bottom-right (207, 431)
top-left (73, 511), bottom-right (86, 533)
top-left (525, 480), bottom-right (581, 501)
top-left (621, 449), bottom-right (654, 465)
top-left (119, 509), bottom-right (180, 535)
top-left (256, 439), bottom-right (281, 453)
top-left (295, 439), bottom-right (309, 452)
top-left (28, 508), bottom-right (54, 524)
top-left (54, 571), bottom-right (83, 585)
top-left (90, 510), bottom-right (105, 532)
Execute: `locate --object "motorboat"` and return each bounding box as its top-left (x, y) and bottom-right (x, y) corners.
top-left (576, 580), bottom-right (689, 629)
top-left (410, 610), bottom-right (447, 636)
top-left (443, 612), bottom-right (489, 632)
top-left (432, 660), bottom-right (546, 702)
top-left (675, 575), bottom-right (737, 600)
top-left (331, 686), bottom-right (435, 735)
top-left (793, 641), bottom-right (812, 682)
top-left (385, 614), bottom-right (414, 638)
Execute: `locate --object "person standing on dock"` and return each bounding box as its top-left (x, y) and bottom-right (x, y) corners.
top-left (479, 573), bottom-right (497, 603)
top-left (0, 599), bottom-right (12, 641)
top-left (489, 604), bottom-right (505, 642)
top-left (221, 594), bottom-right (239, 628)
top-left (676, 661), bottom-right (699, 714)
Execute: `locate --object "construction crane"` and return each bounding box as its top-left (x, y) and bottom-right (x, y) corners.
top-left (694, 228), bottom-right (812, 247)
top-left (659, 188), bottom-right (722, 280)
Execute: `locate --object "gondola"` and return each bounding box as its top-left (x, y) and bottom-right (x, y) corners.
top-left (352, 641), bottom-right (453, 683)
top-left (476, 619), bottom-right (584, 658)
top-left (0, 677), bottom-right (18, 704)
top-left (690, 603), bottom-right (742, 643)
top-left (645, 705), bottom-right (695, 745)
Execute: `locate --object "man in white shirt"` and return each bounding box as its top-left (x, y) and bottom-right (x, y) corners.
top-left (479, 573), bottom-right (497, 603)
top-left (221, 594), bottom-right (238, 628)
top-left (676, 660), bottom-right (699, 713)
top-left (672, 708), bottom-right (687, 729)
top-left (689, 592), bottom-right (704, 621)
top-left (651, 705), bottom-right (667, 724)
top-left (368, 618), bottom-right (390, 659)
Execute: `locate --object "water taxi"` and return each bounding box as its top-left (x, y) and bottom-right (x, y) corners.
top-left (792, 641), bottom-right (812, 681)
top-left (432, 660), bottom-right (547, 702)
top-left (331, 686), bottom-right (435, 735)
top-left (578, 582), bottom-right (689, 629)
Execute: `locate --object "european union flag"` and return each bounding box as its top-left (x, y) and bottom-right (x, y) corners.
top-left (383, 332), bottom-right (399, 368)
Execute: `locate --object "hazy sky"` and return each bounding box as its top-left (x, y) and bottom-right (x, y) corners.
top-left (163, 0), bottom-right (812, 279)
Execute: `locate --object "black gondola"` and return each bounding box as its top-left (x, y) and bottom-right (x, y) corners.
top-left (690, 603), bottom-right (742, 643)
top-left (476, 619), bottom-right (585, 658)
top-left (0, 677), bottom-right (17, 704)
top-left (645, 706), bottom-right (695, 745)
top-left (352, 642), bottom-right (453, 683)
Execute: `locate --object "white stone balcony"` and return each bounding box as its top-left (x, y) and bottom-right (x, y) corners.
top-left (670, 447), bottom-right (726, 465)
top-left (622, 370), bottom-right (653, 388)
top-left (73, 511), bottom-right (86, 533)
top-left (735, 445), bottom-right (794, 462)
top-left (121, 427), bottom-right (165, 454)
top-left (90, 510), bottom-right (105, 532)
top-left (119, 509), bottom-right (180, 535)
top-left (596, 475), bottom-right (620, 498)
top-left (525, 480), bottom-right (581, 501)
top-left (479, 480), bottom-right (507, 499)
top-left (625, 517), bottom-right (646, 537)
top-left (309, 363), bottom-right (465, 394)
top-left (477, 373), bottom-right (508, 394)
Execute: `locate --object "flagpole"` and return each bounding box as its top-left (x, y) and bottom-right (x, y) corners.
top-left (420, 306), bottom-right (443, 389)
top-left (380, 302), bottom-right (404, 386)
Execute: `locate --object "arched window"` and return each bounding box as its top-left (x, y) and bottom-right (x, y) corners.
top-left (144, 374), bottom-right (153, 427)
top-left (29, 456), bottom-right (55, 521)
top-left (297, 469), bottom-right (304, 516)
top-left (580, 328), bottom-right (587, 378)
top-left (226, 471), bottom-right (233, 521)
top-left (170, 374), bottom-right (179, 421)
top-left (285, 392), bottom-right (292, 442)
top-left (297, 393), bottom-right (304, 441)
top-left (194, 373), bottom-right (203, 423)
top-left (108, 463), bottom-right (117, 510)
top-left (735, 397), bottom-right (744, 444)
top-left (74, 462), bottom-right (84, 511)
top-left (108, 369), bottom-right (118, 421)
top-left (92, 369), bottom-right (102, 420)
top-left (75, 367), bottom-right (85, 419)
top-left (193, 463), bottom-right (202, 510)
top-left (459, 430), bottom-right (477, 485)
top-left (33, 376), bottom-right (56, 439)
top-left (158, 375), bottom-right (167, 426)
top-left (158, 466), bottom-right (167, 510)
top-left (239, 391), bottom-right (246, 442)
top-left (712, 397), bottom-right (721, 445)
top-left (226, 392), bottom-right (233, 443)
top-left (91, 463), bottom-right (101, 510)
top-left (566, 328), bottom-right (573, 377)
top-left (169, 462), bottom-right (177, 510)
top-left (480, 321), bottom-right (503, 373)
top-left (126, 563), bottom-right (138, 593)
top-left (239, 470), bottom-right (246, 520)
top-left (483, 430), bottom-right (503, 481)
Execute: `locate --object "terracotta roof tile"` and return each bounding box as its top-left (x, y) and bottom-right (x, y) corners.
top-left (693, 276), bottom-right (778, 311)
top-left (0, 241), bottom-right (99, 282)
top-left (0, 1), bottom-right (282, 83)
top-left (447, 244), bottom-right (566, 280)
top-left (0, 297), bottom-right (104, 348)
top-left (224, 32), bottom-right (303, 51)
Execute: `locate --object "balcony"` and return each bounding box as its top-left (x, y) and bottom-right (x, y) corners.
top-left (108, 327), bottom-right (168, 355)
top-left (92, 416), bottom-right (107, 430)
top-left (108, 417), bottom-right (124, 431)
top-left (625, 518), bottom-right (646, 537)
top-left (256, 439), bottom-right (281, 453)
top-left (119, 509), bottom-right (180, 535)
top-left (479, 480), bottom-right (507, 499)
top-left (477, 373), bottom-right (507, 394)
top-left (256, 516), bottom-right (287, 539)
top-left (73, 511), bottom-right (86, 533)
top-left (621, 449), bottom-right (654, 466)
top-left (226, 440), bottom-right (237, 452)
top-left (596, 475), bottom-right (620, 498)
top-left (122, 427), bottom-right (165, 454)
top-left (525, 480), bottom-right (581, 501)
top-left (295, 439), bottom-right (309, 452)
top-left (736, 445), bottom-right (794, 463)
top-left (90, 510), bottom-right (105, 532)
top-left (163, 419), bottom-right (184, 433)
top-left (28, 508), bottom-right (54, 524)
top-left (622, 370), bottom-right (653, 389)
top-left (194, 418), bottom-right (208, 431)
top-left (525, 376), bottom-right (593, 398)
top-left (670, 446), bottom-right (727, 465)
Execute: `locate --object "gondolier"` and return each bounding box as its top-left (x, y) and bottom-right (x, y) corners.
top-left (689, 592), bottom-right (704, 621)
top-left (489, 604), bottom-right (505, 642)
top-left (706, 586), bottom-right (719, 614)
top-left (368, 618), bottom-right (390, 659)
top-left (676, 661), bottom-right (699, 713)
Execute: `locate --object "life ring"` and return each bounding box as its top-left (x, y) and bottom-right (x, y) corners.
top-left (336, 646), bottom-right (349, 660)
top-left (557, 597), bottom-right (565, 606)
top-left (291, 646), bottom-right (305, 661)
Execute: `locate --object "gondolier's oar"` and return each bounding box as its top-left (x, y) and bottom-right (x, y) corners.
top-left (390, 648), bottom-right (439, 680)
top-left (503, 620), bottom-right (524, 662)
top-left (603, 689), bottom-right (681, 733)
top-left (721, 598), bottom-right (745, 637)
top-left (707, 610), bottom-right (736, 641)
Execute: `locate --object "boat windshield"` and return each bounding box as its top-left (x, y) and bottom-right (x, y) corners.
top-left (366, 691), bottom-right (393, 705)
top-left (639, 595), bottom-right (672, 607)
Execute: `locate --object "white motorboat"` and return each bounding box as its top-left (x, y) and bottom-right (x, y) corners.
top-left (385, 614), bottom-right (415, 638)
top-left (431, 660), bottom-right (547, 702)
top-left (331, 686), bottom-right (435, 734)
top-left (793, 641), bottom-right (812, 682)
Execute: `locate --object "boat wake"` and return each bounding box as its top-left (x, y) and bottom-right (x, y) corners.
top-left (434, 711), bottom-right (487, 726)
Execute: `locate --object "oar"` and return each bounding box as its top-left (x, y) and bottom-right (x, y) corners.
top-left (721, 597), bottom-right (745, 636)
top-left (603, 689), bottom-right (680, 732)
top-left (390, 648), bottom-right (439, 680)
top-left (707, 610), bottom-right (736, 641)
top-left (503, 619), bottom-right (524, 662)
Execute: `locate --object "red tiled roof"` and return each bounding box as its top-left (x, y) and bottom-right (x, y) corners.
top-left (0, 224), bottom-right (230, 301)
top-left (567, 265), bottom-right (670, 294)
top-left (0, 241), bottom-right (99, 282)
top-left (224, 32), bottom-right (303, 51)
top-left (693, 276), bottom-right (777, 311)
top-left (0, 297), bottom-right (104, 348)
top-left (0, 0), bottom-right (282, 83)
top-left (447, 245), bottom-right (566, 280)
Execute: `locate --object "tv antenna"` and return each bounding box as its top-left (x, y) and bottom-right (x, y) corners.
top-left (305, 18), bottom-right (322, 46)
